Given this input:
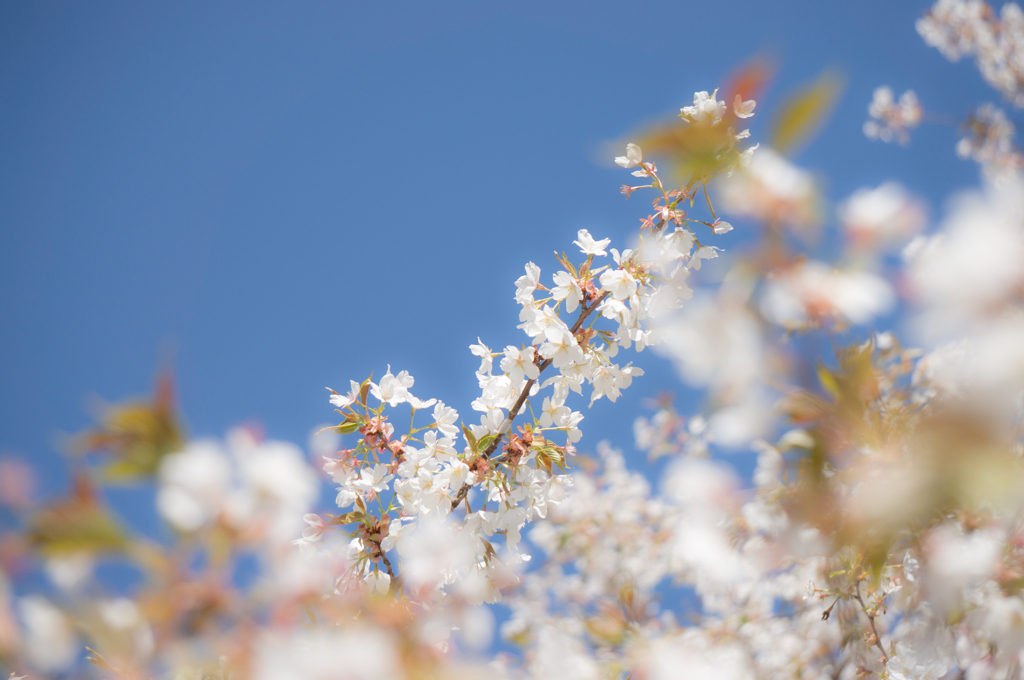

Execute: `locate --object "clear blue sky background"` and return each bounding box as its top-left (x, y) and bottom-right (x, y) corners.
top-left (0, 1), bottom-right (995, 523)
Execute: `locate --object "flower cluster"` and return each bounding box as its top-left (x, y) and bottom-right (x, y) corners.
top-left (918, 0), bottom-right (1024, 106)
top-left (718, 146), bottom-right (819, 234)
top-left (838, 181), bottom-right (927, 253)
top-left (957, 102), bottom-right (1024, 177)
top-left (863, 86), bottom-right (923, 145)
top-left (308, 93), bottom-right (758, 603)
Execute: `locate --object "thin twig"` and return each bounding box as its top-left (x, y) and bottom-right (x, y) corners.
top-left (853, 581), bottom-right (889, 666)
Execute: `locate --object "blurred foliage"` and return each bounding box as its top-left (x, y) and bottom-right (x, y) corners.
top-left (631, 57), bottom-right (774, 185)
top-left (73, 372), bottom-right (185, 483)
top-left (26, 474), bottom-right (128, 555)
top-left (769, 71), bottom-right (844, 155)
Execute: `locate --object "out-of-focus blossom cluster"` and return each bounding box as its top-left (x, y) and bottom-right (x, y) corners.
top-left (863, 86), bottom-right (923, 144)
top-left (157, 427), bottom-right (318, 541)
top-left (908, 1), bottom-right (1024, 177)
top-left (958, 102), bottom-right (1024, 177)
top-left (865, 2), bottom-right (1024, 176)
top-left (718, 147), bottom-right (819, 235)
top-left (838, 181), bottom-right (927, 254)
top-left (918, 0), bottom-right (1024, 106)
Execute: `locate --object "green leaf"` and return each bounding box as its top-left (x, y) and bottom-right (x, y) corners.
top-left (635, 119), bottom-right (740, 184)
top-left (318, 413), bottom-right (363, 436)
top-left (769, 71), bottom-right (844, 154)
top-left (73, 372), bottom-right (185, 483)
top-left (359, 377), bottom-right (373, 406)
top-left (817, 365), bottom-right (841, 400)
top-left (338, 420), bottom-right (361, 435)
top-left (477, 434), bottom-right (496, 453)
top-left (462, 424), bottom-right (478, 454)
top-left (327, 511), bottom-right (364, 526)
top-left (27, 478), bottom-right (129, 555)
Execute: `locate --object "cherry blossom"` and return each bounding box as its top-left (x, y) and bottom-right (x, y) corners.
top-left (614, 143), bottom-right (643, 168)
top-left (863, 86), bottom-right (922, 145)
top-left (680, 89), bottom-right (728, 125)
top-left (733, 94), bottom-right (756, 118)
top-left (573, 228), bottom-right (611, 257)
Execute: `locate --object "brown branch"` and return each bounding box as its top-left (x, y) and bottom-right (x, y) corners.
top-left (379, 547), bottom-right (404, 597)
top-left (449, 290), bottom-right (611, 511)
top-left (380, 549), bottom-right (395, 579)
top-left (853, 581), bottom-right (889, 667)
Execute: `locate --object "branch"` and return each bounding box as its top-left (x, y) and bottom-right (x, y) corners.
top-left (853, 581), bottom-right (889, 667)
top-left (379, 546), bottom-right (404, 597)
top-left (450, 290), bottom-right (611, 511)
top-left (448, 170), bottom-right (686, 512)
top-left (380, 549), bottom-right (395, 579)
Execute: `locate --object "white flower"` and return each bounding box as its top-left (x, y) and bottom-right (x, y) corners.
top-left (18, 596), bottom-right (78, 673)
top-left (519, 303), bottom-right (565, 340)
top-left (364, 570), bottom-right (391, 595)
top-left (551, 270), bottom-right (583, 313)
top-left (671, 228), bottom-right (695, 257)
top-left (327, 380), bottom-right (362, 409)
top-left (432, 401), bottom-right (460, 439)
top-left (515, 262), bottom-right (542, 304)
top-left (539, 329), bottom-right (585, 369)
top-left (681, 90), bottom-right (727, 125)
top-left (573, 229), bottom-right (611, 257)
top-left (563, 410), bottom-right (584, 443)
top-left (335, 485), bottom-right (357, 509)
top-left (500, 345), bottom-right (540, 383)
top-left (599, 268), bottom-right (638, 300)
top-left (446, 460), bottom-right (471, 490)
top-left (590, 365), bottom-right (622, 404)
top-left (761, 261), bottom-right (894, 326)
top-left (469, 338), bottom-right (494, 376)
top-left (422, 430), bottom-right (457, 463)
top-left (712, 220), bottom-right (734, 235)
top-left (397, 443), bottom-right (438, 479)
top-left (44, 553), bottom-right (94, 592)
top-left (689, 245), bottom-right (720, 271)
top-left (351, 464), bottom-right (394, 495)
top-left (396, 515), bottom-right (476, 589)
top-left (380, 518), bottom-right (405, 552)
top-left (864, 86), bottom-right (922, 145)
top-left (97, 598), bottom-right (140, 630)
top-left (610, 247), bottom-right (632, 265)
top-left (614, 143), bottom-right (643, 168)
top-left (719, 147), bottom-right (816, 228)
top-left (733, 94), bottom-right (756, 118)
top-left (369, 367), bottom-right (408, 407)
top-left (370, 368), bottom-right (434, 405)
top-left (299, 513), bottom-right (327, 544)
top-left (737, 142), bottom-right (759, 167)
top-left (157, 441), bottom-right (232, 532)
top-left (539, 397), bottom-right (570, 428)
top-left (839, 181), bottom-right (926, 249)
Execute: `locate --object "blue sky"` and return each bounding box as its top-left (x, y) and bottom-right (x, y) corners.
top-left (0, 0), bottom-right (995, 519)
